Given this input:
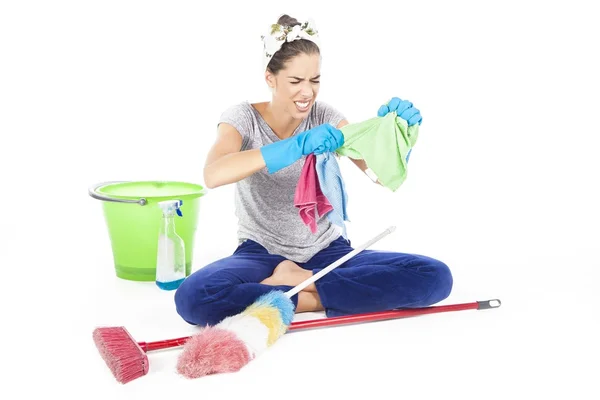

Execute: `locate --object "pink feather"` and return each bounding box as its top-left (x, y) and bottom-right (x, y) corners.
top-left (176, 326), bottom-right (252, 378)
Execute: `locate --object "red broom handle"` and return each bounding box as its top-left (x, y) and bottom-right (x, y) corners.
top-left (139, 299), bottom-right (500, 352)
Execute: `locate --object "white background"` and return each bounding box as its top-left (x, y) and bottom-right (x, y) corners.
top-left (2, 0), bottom-right (599, 398)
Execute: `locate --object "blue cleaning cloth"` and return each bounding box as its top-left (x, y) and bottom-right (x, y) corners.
top-left (315, 153), bottom-right (350, 238)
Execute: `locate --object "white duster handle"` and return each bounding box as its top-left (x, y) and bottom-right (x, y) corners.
top-left (285, 226), bottom-right (396, 298)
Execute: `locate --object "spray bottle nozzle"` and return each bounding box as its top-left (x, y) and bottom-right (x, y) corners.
top-left (158, 199), bottom-right (184, 217)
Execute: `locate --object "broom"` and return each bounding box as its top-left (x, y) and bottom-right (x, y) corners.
top-left (93, 299), bottom-right (501, 384)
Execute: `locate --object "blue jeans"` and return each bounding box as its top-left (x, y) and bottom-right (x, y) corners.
top-left (174, 236), bottom-right (453, 326)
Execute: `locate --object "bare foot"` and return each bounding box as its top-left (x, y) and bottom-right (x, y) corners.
top-left (297, 291), bottom-right (324, 313)
top-left (261, 260), bottom-right (317, 292)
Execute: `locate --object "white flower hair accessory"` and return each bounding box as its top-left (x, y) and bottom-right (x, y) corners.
top-left (261, 18), bottom-right (320, 71)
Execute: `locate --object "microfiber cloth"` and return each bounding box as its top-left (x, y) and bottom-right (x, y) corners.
top-left (336, 111), bottom-right (419, 191)
top-left (294, 153), bottom-right (334, 233)
top-left (315, 152), bottom-right (349, 238)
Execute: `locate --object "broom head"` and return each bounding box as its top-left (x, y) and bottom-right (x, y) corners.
top-left (93, 326), bottom-right (149, 384)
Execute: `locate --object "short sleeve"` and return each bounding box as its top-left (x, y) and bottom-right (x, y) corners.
top-left (312, 101), bottom-right (346, 128)
top-left (217, 102), bottom-right (255, 150)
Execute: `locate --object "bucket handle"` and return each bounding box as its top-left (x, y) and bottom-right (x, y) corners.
top-left (88, 181), bottom-right (148, 206)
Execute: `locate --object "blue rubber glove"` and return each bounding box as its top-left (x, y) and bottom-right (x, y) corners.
top-left (260, 123), bottom-right (344, 174)
top-left (377, 97), bottom-right (422, 126)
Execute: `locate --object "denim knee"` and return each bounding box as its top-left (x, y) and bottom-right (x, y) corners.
top-left (174, 274), bottom-right (230, 326)
top-left (422, 258), bottom-right (453, 305)
top-left (174, 278), bottom-right (205, 325)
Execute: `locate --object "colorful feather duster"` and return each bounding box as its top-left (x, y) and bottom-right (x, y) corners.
top-left (176, 226), bottom-right (396, 378)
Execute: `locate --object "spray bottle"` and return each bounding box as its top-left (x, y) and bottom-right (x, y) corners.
top-left (156, 199), bottom-right (186, 290)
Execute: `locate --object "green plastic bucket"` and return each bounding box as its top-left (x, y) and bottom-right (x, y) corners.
top-left (89, 181), bottom-right (207, 281)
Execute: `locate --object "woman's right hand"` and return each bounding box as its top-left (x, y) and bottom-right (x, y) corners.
top-left (298, 123), bottom-right (345, 155)
top-left (261, 123), bottom-right (344, 174)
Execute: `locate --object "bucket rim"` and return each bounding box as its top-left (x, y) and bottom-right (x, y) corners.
top-left (88, 180), bottom-right (207, 206)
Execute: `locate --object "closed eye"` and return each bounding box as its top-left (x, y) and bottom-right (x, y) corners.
top-left (289, 75), bottom-right (321, 84)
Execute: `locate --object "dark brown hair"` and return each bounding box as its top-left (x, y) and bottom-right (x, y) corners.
top-left (266, 14), bottom-right (320, 74)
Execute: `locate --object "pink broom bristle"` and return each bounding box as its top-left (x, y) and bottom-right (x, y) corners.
top-left (176, 326), bottom-right (251, 379)
top-left (92, 327), bottom-right (149, 384)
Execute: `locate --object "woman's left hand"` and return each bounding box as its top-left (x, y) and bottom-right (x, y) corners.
top-left (377, 97), bottom-right (422, 126)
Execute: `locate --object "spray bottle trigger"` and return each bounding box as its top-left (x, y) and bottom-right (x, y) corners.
top-left (176, 199), bottom-right (183, 217)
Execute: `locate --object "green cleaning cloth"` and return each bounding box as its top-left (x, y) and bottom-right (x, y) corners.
top-left (336, 112), bottom-right (420, 191)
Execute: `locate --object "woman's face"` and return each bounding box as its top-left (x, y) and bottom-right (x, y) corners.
top-left (267, 52), bottom-right (321, 119)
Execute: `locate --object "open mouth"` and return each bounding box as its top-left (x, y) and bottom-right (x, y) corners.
top-left (294, 100), bottom-right (311, 112)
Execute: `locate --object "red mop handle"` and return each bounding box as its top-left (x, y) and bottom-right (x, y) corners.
top-left (288, 299), bottom-right (500, 330)
top-left (138, 299), bottom-right (500, 352)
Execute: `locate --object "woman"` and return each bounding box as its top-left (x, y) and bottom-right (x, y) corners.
top-left (174, 15), bottom-right (453, 326)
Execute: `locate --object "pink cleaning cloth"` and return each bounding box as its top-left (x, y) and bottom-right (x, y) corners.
top-left (294, 153), bottom-right (333, 233)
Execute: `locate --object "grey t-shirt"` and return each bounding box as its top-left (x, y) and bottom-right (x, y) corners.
top-left (218, 100), bottom-right (346, 262)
